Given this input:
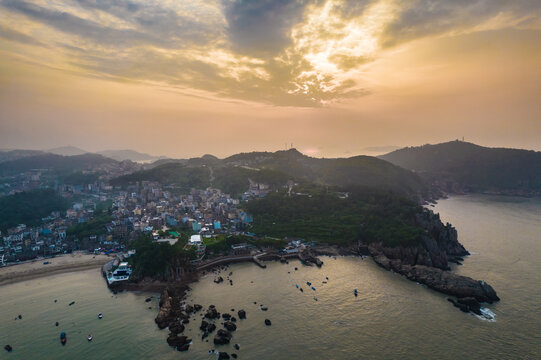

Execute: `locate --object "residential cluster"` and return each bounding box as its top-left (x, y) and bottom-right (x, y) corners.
top-left (1, 178), bottom-right (263, 265)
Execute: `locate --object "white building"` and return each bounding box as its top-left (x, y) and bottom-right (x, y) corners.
top-left (189, 234), bottom-right (202, 246)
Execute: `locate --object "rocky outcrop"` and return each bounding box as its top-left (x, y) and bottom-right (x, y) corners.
top-left (298, 248), bottom-right (323, 267)
top-left (237, 310), bottom-right (246, 319)
top-left (205, 305), bottom-right (219, 319)
top-left (166, 333), bottom-right (191, 351)
top-left (155, 290), bottom-right (173, 329)
top-left (224, 321), bottom-right (237, 332)
top-left (214, 329), bottom-right (232, 345)
top-left (372, 252), bottom-right (499, 305)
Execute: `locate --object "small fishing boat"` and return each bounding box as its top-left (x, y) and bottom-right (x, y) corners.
top-left (311, 286), bottom-right (316, 291)
top-left (98, 312), bottom-right (103, 319)
top-left (307, 282), bottom-right (311, 286)
top-left (300, 288), bottom-right (303, 292)
top-left (354, 289), bottom-right (358, 296)
top-left (314, 297), bottom-right (318, 301)
top-left (60, 332), bottom-right (67, 345)
top-left (87, 334), bottom-right (93, 342)
top-left (295, 284), bottom-right (299, 288)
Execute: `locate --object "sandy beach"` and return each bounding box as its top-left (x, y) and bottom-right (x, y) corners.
top-left (0, 252), bottom-right (112, 286)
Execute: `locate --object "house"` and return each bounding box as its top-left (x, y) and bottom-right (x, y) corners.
top-left (189, 235), bottom-right (202, 246)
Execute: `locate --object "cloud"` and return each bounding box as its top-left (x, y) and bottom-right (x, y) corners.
top-left (1, 0), bottom-right (540, 107)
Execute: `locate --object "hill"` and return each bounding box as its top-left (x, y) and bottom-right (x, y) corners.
top-left (222, 149), bottom-right (428, 198)
top-left (0, 189), bottom-right (70, 232)
top-left (0, 149), bottom-right (46, 163)
top-left (0, 153), bottom-right (118, 176)
top-left (379, 141), bottom-right (541, 195)
top-left (97, 149), bottom-right (166, 163)
top-left (111, 149), bottom-right (429, 199)
top-left (47, 146), bottom-right (88, 156)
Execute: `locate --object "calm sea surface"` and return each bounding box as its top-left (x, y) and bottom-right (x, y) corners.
top-left (1, 195), bottom-right (540, 359)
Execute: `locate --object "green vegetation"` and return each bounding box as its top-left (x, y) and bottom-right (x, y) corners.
top-left (129, 235), bottom-right (192, 279)
top-left (243, 188), bottom-right (424, 248)
top-left (212, 166), bottom-right (291, 196)
top-left (380, 140), bottom-right (541, 193)
top-left (0, 153), bottom-right (116, 176)
top-left (111, 163), bottom-right (210, 192)
top-left (67, 212), bottom-right (112, 239)
top-left (0, 189), bottom-right (70, 232)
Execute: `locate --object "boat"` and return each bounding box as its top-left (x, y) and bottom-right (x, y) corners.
top-left (314, 297), bottom-right (318, 301)
top-left (311, 286), bottom-right (316, 291)
top-left (98, 312), bottom-right (103, 319)
top-left (354, 289), bottom-right (358, 296)
top-left (87, 334), bottom-right (93, 342)
top-left (307, 282), bottom-right (311, 286)
top-left (296, 284), bottom-right (299, 288)
top-left (300, 288), bottom-right (303, 292)
top-left (60, 332), bottom-right (67, 345)
top-left (106, 262), bottom-right (132, 285)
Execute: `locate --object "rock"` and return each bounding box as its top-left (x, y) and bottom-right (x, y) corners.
top-left (238, 310), bottom-right (246, 319)
top-left (231, 317), bottom-right (237, 322)
top-left (145, 297), bottom-right (152, 303)
top-left (166, 333), bottom-right (191, 349)
top-left (208, 323), bottom-right (216, 333)
top-left (200, 320), bottom-right (209, 331)
top-left (177, 343), bottom-right (190, 352)
top-left (222, 313), bottom-right (231, 320)
top-left (55, 322), bottom-right (59, 326)
top-left (234, 344), bottom-right (240, 350)
top-left (294, 267), bottom-right (298, 271)
top-left (169, 321), bottom-right (185, 334)
top-left (213, 329), bottom-right (232, 345)
top-left (260, 306), bottom-right (268, 311)
top-left (218, 352), bottom-right (230, 360)
top-left (205, 307), bottom-right (219, 319)
top-left (224, 321), bottom-right (237, 332)
top-left (214, 276), bottom-right (224, 284)
top-left (155, 290), bottom-right (174, 329)
top-left (457, 297), bottom-right (482, 315)
top-left (232, 354), bottom-right (238, 359)
top-left (185, 304), bottom-right (194, 313)
top-left (230, 308), bottom-right (235, 312)
top-left (182, 319), bottom-right (190, 324)
top-left (18, 315), bottom-right (22, 319)
top-left (264, 319), bottom-right (272, 326)
top-left (4, 345), bottom-right (13, 352)
top-left (194, 304), bottom-right (203, 311)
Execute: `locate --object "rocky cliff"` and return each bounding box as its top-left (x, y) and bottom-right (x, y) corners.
top-left (366, 209), bottom-right (499, 311)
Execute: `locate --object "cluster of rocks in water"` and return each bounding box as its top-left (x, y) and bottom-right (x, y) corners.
top-left (156, 282), bottom-right (266, 357)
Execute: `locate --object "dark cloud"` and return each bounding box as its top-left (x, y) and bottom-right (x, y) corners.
top-left (222, 0), bottom-right (313, 56)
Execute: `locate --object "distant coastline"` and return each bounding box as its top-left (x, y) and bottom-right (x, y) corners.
top-left (0, 252), bottom-right (110, 286)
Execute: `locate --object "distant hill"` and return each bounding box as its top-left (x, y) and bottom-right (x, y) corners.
top-left (111, 163), bottom-right (211, 192)
top-left (47, 146), bottom-right (88, 156)
top-left (0, 149), bottom-right (45, 163)
top-left (379, 141), bottom-right (541, 195)
top-left (222, 149), bottom-right (428, 197)
top-left (97, 149), bottom-right (166, 163)
top-left (0, 153), bottom-right (118, 176)
top-left (112, 149), bottom-right (430, 199)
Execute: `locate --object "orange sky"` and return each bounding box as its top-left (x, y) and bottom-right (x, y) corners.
top-left (1, 0), bottom-right (540, 158)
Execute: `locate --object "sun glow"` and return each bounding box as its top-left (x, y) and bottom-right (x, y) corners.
top-left (286, 0), bottom-right (397, 101)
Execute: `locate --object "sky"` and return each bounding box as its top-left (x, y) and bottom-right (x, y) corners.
top-left (0, 0), bottom-right (540, 158)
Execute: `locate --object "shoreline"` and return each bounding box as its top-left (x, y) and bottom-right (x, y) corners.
top-left (0, 253), bottom-right (111, 286)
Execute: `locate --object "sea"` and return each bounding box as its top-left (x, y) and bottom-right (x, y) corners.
top-left (1, 195), bottom-right (540, 359)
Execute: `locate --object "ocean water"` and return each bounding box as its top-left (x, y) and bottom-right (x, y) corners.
top-left (1, 195), bottom-right (540, 359)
